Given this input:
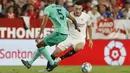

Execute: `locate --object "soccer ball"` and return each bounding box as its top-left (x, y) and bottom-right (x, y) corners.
top-left (81, 62), bottom-right (92, 73)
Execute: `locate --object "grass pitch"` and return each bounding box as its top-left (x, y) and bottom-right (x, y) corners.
top-left (0, 66), bottom-right (130, 73)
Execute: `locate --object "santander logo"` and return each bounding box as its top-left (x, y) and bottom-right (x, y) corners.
top-left (0, 48), bottom-right (44, 59)
top-left (104, 41), bottom-right (127, 66)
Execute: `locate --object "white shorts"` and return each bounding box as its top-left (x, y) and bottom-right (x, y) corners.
top-left (57, 36), bottom-right (86, 51)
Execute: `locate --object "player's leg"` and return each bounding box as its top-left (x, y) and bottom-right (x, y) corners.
top-left (46, 54), bottom-right (57, 69)
top-left (37, 32), bottom-right (67, 66)
top-left (60, 42), bottom-right (85, 60)
top-left (46, 42), bottom-right (85, 72)
top-left (21, 40), bottom-right (47, 69)
top-left (47, 42), bottom-right (83, 64)
top-left (45, 34), bottom-right (68, 72)
top-left (21, 32), bottom-right (67, 69)
top-left (45, 42), bottom-right (85, 71)
top-left (28, 39), bottom-right (44, 65)
top-left (46, 38), bottom-right (71, 71)
top-left (45, 47), bottom-right (63, 70)
top-left (21, 49), bottom-right (41, 69)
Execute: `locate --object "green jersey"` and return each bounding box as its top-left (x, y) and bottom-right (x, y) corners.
top-left (44, 4), bottom-right (69, 34)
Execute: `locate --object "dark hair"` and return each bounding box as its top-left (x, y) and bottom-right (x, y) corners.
top-left (7, 6), bottom-right (14, 12)
top-left (27, 4), bottom-right (36, 11)
top-left (93, 5), bottom-right (98, 8)
top-left (98, 4), bottom-right (109, 12)
top-left (74, 1), bottom-right (82, 5)
top-left (47, 0), bottom-right (56, 3)
top-left (125, 1), bottom-right (130, 5)
top-left (16, 6), bottom-right (22, 17)
top-left (28, 4), bottom-right (35, 7)
top-left (84, 0), bottom-right (92, 3)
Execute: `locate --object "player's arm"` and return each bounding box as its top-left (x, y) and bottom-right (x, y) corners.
top-left (36, 7), bottom-right (50, 42)
top-left (68, 14), bottom-right (80, 32)
top-left (36, 15), bottom-right (48, 42)
top-left (87, 24), bottom-right (93, 48)
top-left (87, 25), bottom-right (92, 40)
top-left (64, 7), bottom-right (80, 32)
top-left (86, 15), bottom-right (93, 48)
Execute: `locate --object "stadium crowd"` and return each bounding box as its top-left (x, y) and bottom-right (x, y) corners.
top-left (0, 0), bottom-right (130, 20)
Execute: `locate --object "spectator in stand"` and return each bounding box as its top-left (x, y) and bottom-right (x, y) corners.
top-left (122, 2), bottom-right (130, 19)
top-left (66, 0), bottom-right (74, 12)
top-left (22, 0), bottom-right (40, 13)
top-left (98, 0), bottom-right (113, 12)
top-left (98, 0), bottom-right (111, 7)
top-left (82, 0), bottom-right (92, 13)
top-left (1, 2), bottom-right (11, 16)
top-left (98, 0), bottom-right (106, 6)
top-left (2, 0), bottom-right (8, 9)
top-left (5, 6), bottom-right (16, 19)
top-left (1, 0), bottom-right (18, 16)
top-left (125, 0), bottom-right (130, 3)
top-left (57, 0), bottom-right (64, 6)
top-left (16, 6), bottom-right (22, 18)
top-left (9, 0), bottom-right (20, 13)
top-left (9, 0), bottom-right (15, 6)
top-left (112, 6), bottom-right (124, 19)
top-left (122, 10), bottom-right (129, 19)
top-left (98, 4), bottom-right (112, 19)
top-left (88, 5), bottom-right (101, 26)
top-left (91, 0), bottom-right (98, 7)
top-left (32, 0), bottom-right (40, 11)
top-left (116, 0), bottom-right (124, 10)
top-left (22, 0), bottom-right (33, 13)
top-left (56, 0), bottom-right (67, 8)
top-left (110, 0), bottom-right (116, 6)
top-left (66, 0), bottom-right (73, 6)
top-left (24, 4), bottom-right (38, 19)
top-left (15, 0), bottom-right (26, 8)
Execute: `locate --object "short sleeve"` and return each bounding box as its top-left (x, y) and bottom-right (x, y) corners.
top-left (43, 6), bottom-right (50, 16)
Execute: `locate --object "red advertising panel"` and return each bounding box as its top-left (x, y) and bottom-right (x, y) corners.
top-left (59, 40), bottom-right (130, 65)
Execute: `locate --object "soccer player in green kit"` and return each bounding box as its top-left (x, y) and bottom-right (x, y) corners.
top-left (21, 0), bottom-right (80, 69)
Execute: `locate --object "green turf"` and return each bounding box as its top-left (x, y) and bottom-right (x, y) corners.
top-left (0, 66), bottom-right (130, 73)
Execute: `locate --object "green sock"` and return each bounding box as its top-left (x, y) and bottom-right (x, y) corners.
top-left (29, 49), bottom-right (41, 65)
top-left (39, 47), bottom-right (54, 66)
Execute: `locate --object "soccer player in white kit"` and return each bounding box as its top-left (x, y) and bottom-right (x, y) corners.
top-left (44, 1), bottom-right (93, 72)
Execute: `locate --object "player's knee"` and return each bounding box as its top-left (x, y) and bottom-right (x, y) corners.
top-left (37, 44), bottom-right (42, 48)
top-left (37, 41), bottom-right (46, 48)
top-left (73, 43), bottom-right (84, 52)
top-left (53, 51), bottom-right (60, 56)
top-left (52, 47), bottom-right (63, 56)
top-left (74, 47), bottom-right (82, 52)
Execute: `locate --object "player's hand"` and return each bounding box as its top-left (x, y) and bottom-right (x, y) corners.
top-left (89, 39), bottom-right (93, 49)
top-left (75, 27), bottom-right (80, 32)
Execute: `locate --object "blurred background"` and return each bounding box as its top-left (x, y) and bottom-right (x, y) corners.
top-left (0, 0), bottom-right (130, 20)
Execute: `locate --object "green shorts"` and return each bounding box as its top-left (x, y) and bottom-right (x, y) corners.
top-left (43, 32), bottom-right (68, 46)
